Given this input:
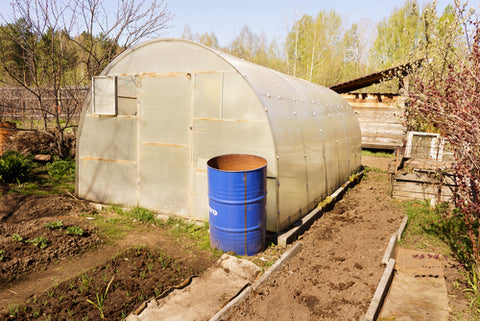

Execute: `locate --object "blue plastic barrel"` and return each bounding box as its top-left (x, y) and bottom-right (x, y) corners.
top-left (207, 154), bottom-right (267, 256)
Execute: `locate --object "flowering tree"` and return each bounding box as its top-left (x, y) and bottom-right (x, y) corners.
top-left (408, 18), bottom-right (480, 271)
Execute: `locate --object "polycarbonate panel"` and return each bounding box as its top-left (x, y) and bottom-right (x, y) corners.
top-left (117, 75), bottom-right (137, 116)
top-left (139, 145), bottom-right (190, 215)
top-left (266, 178), bottom-right (278, 232)
top-left (222, 72), bottom-right (264, 120)
top-left (192, 100), bottom-right (277, 226)
top-left (327, 104), bottom-right (350, 184)
top-left (295, 101), bottom-right (328, 209)
top-left (138, 75), bottom-right (192, 215)
top-left (117, 75), bottom-right (137, 97)
top-left (192, 119), bottom-right (275, 175)
top-left (78, 116), bottom-right (137, 161)
top-left (103, 39), bottom-right (236, 76)
top-left (192, 171), bottom-right (208, 220)
top-left (140, 75), bottom-right (192, 145)
top-left (192, 70), bottom-right (278, 225)
top-left (194, 73), bottom-right (222, 119)
top-left (78, 159), bottom-right (136, 205)
top-left (92, 76), bottom-right (116, 115)
top-left (259, 94), bottom-right (308, 229)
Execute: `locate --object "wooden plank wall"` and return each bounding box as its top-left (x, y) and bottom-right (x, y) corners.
top-left (392, 172), bottom-right (455, 202)
top-left (342, 93), bottom-right (406, 150)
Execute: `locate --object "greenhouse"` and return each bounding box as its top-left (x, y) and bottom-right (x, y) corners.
top-left (76, 38), bottom-right (362, 232)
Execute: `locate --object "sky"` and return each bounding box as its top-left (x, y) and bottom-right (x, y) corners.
top-left (0, 0), bottom-right (479, 46)
top-left (163, 0), bottom-right (480, 45)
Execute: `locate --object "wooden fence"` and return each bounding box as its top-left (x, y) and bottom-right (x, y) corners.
top-left (0, 86), bottom-right (90, 125)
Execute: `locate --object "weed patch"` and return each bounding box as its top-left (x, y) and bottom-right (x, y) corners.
top-left (0, 151), bottom-right (33, 183)
top-left (401, 201), bottom-right (471, 263)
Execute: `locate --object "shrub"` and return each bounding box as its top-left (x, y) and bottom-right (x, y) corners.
top-left (0, 151), bottom-right (33, 183)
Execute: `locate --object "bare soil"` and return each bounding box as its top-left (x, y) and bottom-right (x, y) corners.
top-left (0, 154), bottom-right (471, 321)
top-left (226, 157), bottom-right (470, 321)
top-left (0, 191), bottom-right (217, 320)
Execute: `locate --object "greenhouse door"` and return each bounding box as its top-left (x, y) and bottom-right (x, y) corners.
top-left (137, 74), bottom-right (193, 215)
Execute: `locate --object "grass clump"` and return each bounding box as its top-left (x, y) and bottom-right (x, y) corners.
top-left (129, 207), bottom-right (154, 222)
top-left (46, 159), bottom-right (75, 181)
top-left (0, 151), bottom-right (33, 183)
top-left (45, 158), bottom-right (75, 193)
top-left (3, 157), bottom-right (75, 195)
top-left (165, 216), bottom-right (214, 252)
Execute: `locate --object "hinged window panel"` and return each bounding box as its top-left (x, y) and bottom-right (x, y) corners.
top-left (92, 76), bottom-right (116, 115)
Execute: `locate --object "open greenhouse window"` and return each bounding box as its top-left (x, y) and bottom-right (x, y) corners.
top-left (92, 75), bottom-right (138, 116)
top-left (116, 75), bottom-right (137, 116)
top-left (92, 76), bottom-right (116, 115)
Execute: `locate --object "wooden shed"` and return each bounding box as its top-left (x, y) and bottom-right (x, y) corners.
top-left (330, 61), bottom-right (423, 150)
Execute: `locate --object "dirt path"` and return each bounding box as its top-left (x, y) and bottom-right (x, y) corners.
top-left (227, 157), bottom-right (405, 320)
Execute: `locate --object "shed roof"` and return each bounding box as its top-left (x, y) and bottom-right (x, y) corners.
top-left (330, 59), bottom-right (424, 93)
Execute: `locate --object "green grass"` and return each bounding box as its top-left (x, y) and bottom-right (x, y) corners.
top-left (165, 216), bottom-right (214, 252)
top-left (4, 158), bottom-right (75, 195)
top-left (89, 213), bottom-right (135, 243)
top-left (8, 182), bottom-right (51, 195)
top-left (401, 201), bottom-right (460, 255)
top-left (129, 207), bottom-right (154, 222)
top-left (90, 206), bottom-right (221, 257)
top-left (401, 201), bottom-right (471, 263)
top-left (362, 149), bottom-right (395, 158)
top-left (363, 166), bottom-right (388, 174)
